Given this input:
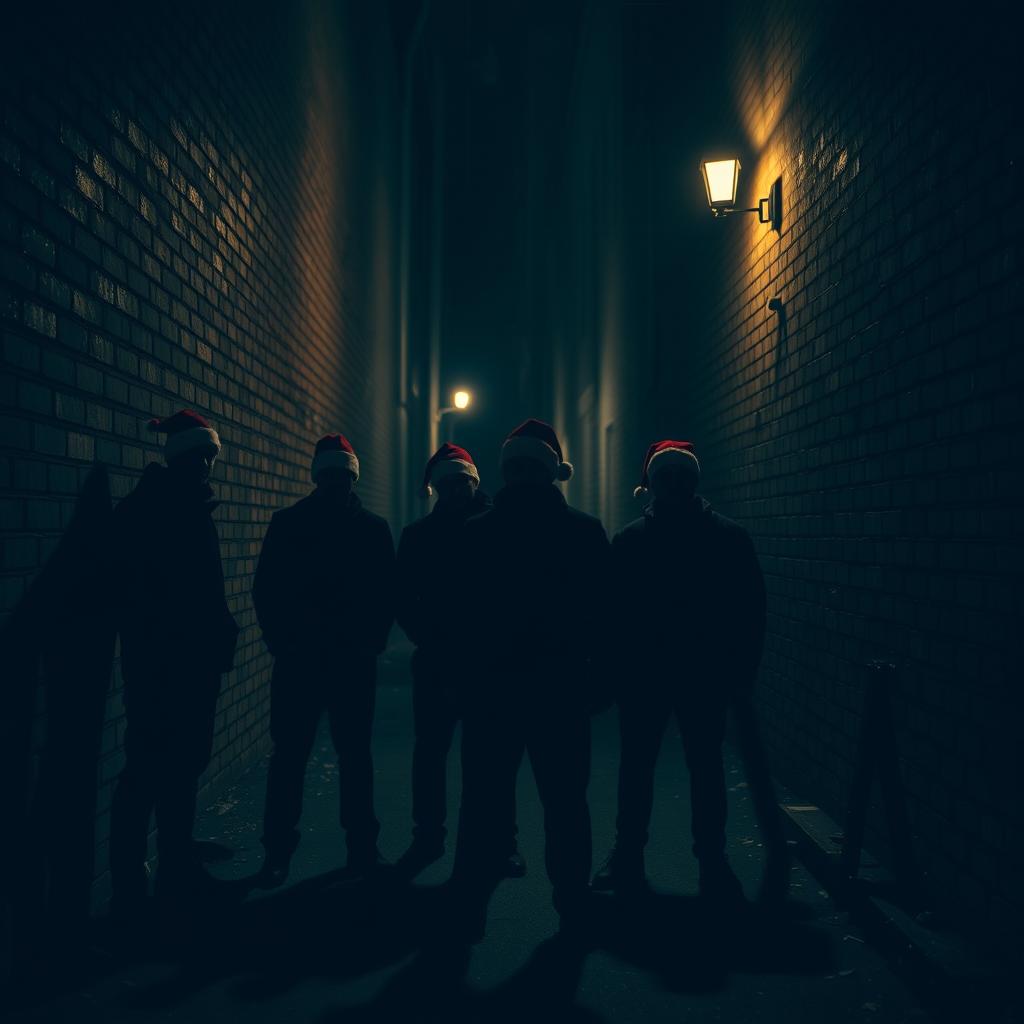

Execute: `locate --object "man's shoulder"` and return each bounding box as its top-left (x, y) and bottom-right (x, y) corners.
top-left (564, 504), bottom-right (606, 534)
top-left (400, 513), bottom-right (432, 542)
top-left (612, 515), bottom-right (648, 544)
top-left (705, 507), bottom-right (750, 542)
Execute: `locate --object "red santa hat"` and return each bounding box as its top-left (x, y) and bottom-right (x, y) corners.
top-left (311, 434), bottom-right (360, 483)
top-left (421, 442), bottom-right (480, 498)
top-left (500, 419), bottom-right (573, 482)
top-left (633, 440), bottom-right (700, 497)
top-left (147, 409), bottom-right (221, 461)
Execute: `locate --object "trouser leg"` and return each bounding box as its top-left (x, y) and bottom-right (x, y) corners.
top-left (411, 653), bottom-right (459, 845)
top-left (527, 706), bottom-right (592, 910)
top-left (327, 656), bottom-right (380, 861)
top-left (262, 658), bottom-right (322, 861)
top-left (613, 691), bottom-right (672, 852)
top-left (109, 715), bottom-right (158, 908)
top-left (452, 708), bottom-right (522, 888)
top-left (677, 692), bottom-right (730, 863)
top-left (154, 677), bottom-right (219, 881)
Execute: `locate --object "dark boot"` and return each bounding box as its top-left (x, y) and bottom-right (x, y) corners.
top-left (698, 857), bottom-right (745, 905)
top-left (591, 845), bottom-right (648, 894)
top-left (503, 847), bottom-right (527, 879)
top-left (395, 836), bottom-right (446, 880)
top-left (346, 846), bottom-right (390, 876)
top-left (255, 851), bottom-right (292, 890)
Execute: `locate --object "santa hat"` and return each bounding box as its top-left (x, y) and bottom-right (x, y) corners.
top-left (633, 440), bottom-right (700, 497)
top-left (501, 419), bottom-right (573, 482)
top-left (311, 434), bottom-right (360, 483)
top-left (147, 409), bottom-right (221, 461)
top-left (421, 442), bottom-right (480, 498)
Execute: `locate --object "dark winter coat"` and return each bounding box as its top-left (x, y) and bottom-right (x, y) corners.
top-left (395, 490), bottom-right (492, 652)
top-left (252, 490), bottom-right (395, 662)
top-left (455, 483), bottom-right (611, 703)
top-left (611, 495), bottom-right (766, 695)
top-left (110, 463), bottom-right (239, 685)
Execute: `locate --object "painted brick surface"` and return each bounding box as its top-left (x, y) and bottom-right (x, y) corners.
top-left (2, 1), bottom-right (400, 903)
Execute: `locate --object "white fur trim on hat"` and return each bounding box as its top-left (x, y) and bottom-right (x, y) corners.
top-left (501, 436), bottom-right (573, 481)
top-left (164, 426), bottom-right (222, 461)
top-left (646, 447), bottom-right (700, 480)
top-left (311, 450), bottom-right (360, 482)
top-left (430, 458), bottom-right (480, 486)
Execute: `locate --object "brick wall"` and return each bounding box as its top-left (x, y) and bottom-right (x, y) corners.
top-left (547, 0), bottom-right (1021, 936)
top-left (1, 0), bottom-right (400, 903)
top-left (666, 2), bottom-right (1023, 933)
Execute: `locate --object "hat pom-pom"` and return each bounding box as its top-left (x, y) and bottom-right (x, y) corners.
top-left (633, 484), bottom-right (647, 498)
top-left (556, 461), bottom-right (574, 482)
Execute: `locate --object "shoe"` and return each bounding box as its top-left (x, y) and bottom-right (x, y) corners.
top-left (395, 839), bottom-right (446, 880)
top-left (590, 846), bottom-right (648, 894)
top-left (255, 856), bottom-right (291, 890)
top-left (347, 847), bottom-right (390, 876)
top-left (698, 858), bottom-right (745, 905)
top-left (443, 885), bottom-right (488, 944)
top-left (553, 887), bottom-right (593, 928)
top-left (503, 848), bottom-right (527, 879)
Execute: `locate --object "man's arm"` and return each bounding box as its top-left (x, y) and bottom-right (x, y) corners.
top-left (395, 525), bottom-right (427, 648)
top-left (367, 518), bottom-right (397, 655)
top-left (252, 512), bottom-right (287, 656)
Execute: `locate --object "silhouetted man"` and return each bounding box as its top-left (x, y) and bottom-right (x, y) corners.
top-left (394, 443), bottom-right (525, 879)
top-left (109, 410), bottom-right (239, 924)
top-left (592, 440), bottom-right (766, 902)
top-left (451, 419), bottom-right (610, 938)
top-left (253, 433), bottom-right (395, 887)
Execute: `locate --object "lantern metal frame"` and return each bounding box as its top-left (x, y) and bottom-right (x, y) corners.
top-left (700, 158), bottom-right (782, 231)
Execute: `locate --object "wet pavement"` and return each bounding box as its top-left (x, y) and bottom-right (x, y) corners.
top-left (6, 643), bottom-right (929, 1023)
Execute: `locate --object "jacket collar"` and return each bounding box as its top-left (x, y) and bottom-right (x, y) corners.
top-left (138, 462), bottom-right (218, 513)
top-left (430, 489), bottom-right (492, 521)
top-left (644, 494), bottom-right (710, 524)
top-left (493, 483), bottom-right (567, 512)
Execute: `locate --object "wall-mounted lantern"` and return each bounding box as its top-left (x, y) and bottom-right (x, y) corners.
top-left (700, 158), bottom-right (782, 231)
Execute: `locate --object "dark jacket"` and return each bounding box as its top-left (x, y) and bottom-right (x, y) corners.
top-left (111, 463), bottom-right (239, 684)
top-left (396, 490), bottom-right (492, 652)
top-left (252, 490), bottom-right (395, 661)
top-left (456, 483), bottom-right (611, 700)
top-left (611, 495), bottom-right (766, 694)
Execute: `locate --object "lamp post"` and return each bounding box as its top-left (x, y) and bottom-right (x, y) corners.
top-left (434, 389), bottom-right (472, 445)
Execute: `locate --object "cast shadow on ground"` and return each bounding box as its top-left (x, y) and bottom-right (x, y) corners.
top-left (87, 874), bottom-right (833, 1021)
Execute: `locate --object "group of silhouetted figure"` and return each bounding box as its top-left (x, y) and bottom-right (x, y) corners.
top-left (103, 408), bottom-right (772, 943)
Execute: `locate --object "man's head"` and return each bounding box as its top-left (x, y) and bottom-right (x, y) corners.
top-left (649, 461), bottom-right (698, 502)
top-left (315, 465), bottom-right (355, 500)
top-left (311, 433), bottom-right (360, 498)
top-left (148, 410), bottom-right (222, 486)
top-left (422, 442), bottom-right (480, 507)
top-left (501, 456), bottom-right (554, 486)
top-left (434, 472), bottom-right (478, 506)
top-left (167, 443), bottom-right (219, 486)
top-left (499, 419), bottom-right (573, 487)
top-left (633, 440), bottom-right (700, 502)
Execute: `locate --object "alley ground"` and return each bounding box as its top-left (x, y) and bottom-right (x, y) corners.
top-left (8, 644), bottom-right (929, 1024)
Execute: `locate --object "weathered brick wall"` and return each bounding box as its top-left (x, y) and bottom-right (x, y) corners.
top-left (1, 1), bottom-right (400, 901)
top-left (667, 2), bottom-right (1023, 933)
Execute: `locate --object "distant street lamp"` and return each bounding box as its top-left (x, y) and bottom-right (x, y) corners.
top-left (436, 389), bottom-right (472, 422)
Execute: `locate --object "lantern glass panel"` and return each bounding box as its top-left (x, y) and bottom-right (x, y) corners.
top-left (702, 158), bottom-right (740, 207)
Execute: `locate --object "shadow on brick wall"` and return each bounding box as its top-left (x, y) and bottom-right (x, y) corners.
top-left (0, 463), bottom-right (115, 983)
